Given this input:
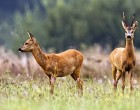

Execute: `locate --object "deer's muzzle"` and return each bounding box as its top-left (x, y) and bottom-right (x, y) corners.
top-left (127, 36), bottom-right (132, 39)
top-left (18, 48), bottom-right (24, 52)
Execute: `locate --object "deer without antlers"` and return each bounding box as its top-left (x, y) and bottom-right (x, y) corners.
top-left (18, 32), bottom-right (83, 95)
top-left (110, 13), bottom-right (138, 93)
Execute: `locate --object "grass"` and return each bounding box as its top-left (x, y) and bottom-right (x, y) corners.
top-left (0, 76), bottom-right (139, 110)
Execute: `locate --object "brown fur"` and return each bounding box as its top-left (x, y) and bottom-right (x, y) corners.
top-left (110, 13), bottom-right (138, 93)
top-left (19, 32), bottom-right (83, 95)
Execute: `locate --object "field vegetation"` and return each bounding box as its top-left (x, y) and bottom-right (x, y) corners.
top-left (0, 73), bottom-right (140, 110)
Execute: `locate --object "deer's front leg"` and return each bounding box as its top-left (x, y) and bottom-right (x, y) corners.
top-left (112, 66), bottom-right (117, 91)
top-left (129, 71), bottom-right (133, 91)
top-left (49, 76), bottom-right (56, 95)
top-left (121, 72), bottom-right (126, 94)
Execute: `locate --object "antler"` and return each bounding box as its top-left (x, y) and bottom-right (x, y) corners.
top-left (122, 12), bottom-right (128, 26)
top-left (131, 13), bottom-right (136, 26)
top-left (122, 12), bottom-right (125, 21)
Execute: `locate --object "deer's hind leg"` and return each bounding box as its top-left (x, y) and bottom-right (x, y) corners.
top-left (71, 68), bottom-right (83, 96)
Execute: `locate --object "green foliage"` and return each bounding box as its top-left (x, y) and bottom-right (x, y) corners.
top-left (1, 0), bottom-right (140, 51)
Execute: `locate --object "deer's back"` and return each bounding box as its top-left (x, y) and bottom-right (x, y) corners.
top-left (56, 49), bottom-right (83, 66)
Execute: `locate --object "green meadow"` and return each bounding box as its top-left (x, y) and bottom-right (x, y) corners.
top-left (0, 76), bottom-right (139, 110)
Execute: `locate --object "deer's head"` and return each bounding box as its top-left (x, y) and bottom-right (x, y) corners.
top-left (18, 32), bottom-right (38, 52)
top-left (122, 12), bottom-right (138, 40)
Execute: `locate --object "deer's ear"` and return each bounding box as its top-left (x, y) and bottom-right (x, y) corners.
top-left (122, 21), bottom-right (127, 30)
top-left (32, 37), bottom-right (37, 43)
top-left (132, 21), bottom-right (138, 30)
top-left (27, 32), bottom-right (34, 39)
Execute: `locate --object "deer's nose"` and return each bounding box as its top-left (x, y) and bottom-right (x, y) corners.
top-left (18, 48), bottom-right (22, 52)
top-left (127, 36), bottom-right (131, 38)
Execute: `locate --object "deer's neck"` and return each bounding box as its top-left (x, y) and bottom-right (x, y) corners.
top-left (32, 45), bottom-right (47, 68)
top-left (125, 39), bottom-right (135, 57)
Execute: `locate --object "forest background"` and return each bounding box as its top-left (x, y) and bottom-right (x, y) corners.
top-left (1, 0), bottom-right (140, 52)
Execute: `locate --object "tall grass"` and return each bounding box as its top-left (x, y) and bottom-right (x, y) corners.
top-left (0, 75), bottom-right (140, 110)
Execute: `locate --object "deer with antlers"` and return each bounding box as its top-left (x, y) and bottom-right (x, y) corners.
top-left (110, 13), bottom-right (138, 93)
top-left (18, 32), bottom-right (83, 95)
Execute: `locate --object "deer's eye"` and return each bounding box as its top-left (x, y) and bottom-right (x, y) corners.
top-left (25, 42), bottom-right (29, 45)
top-left (131, 31), bottom-right (134, 33)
